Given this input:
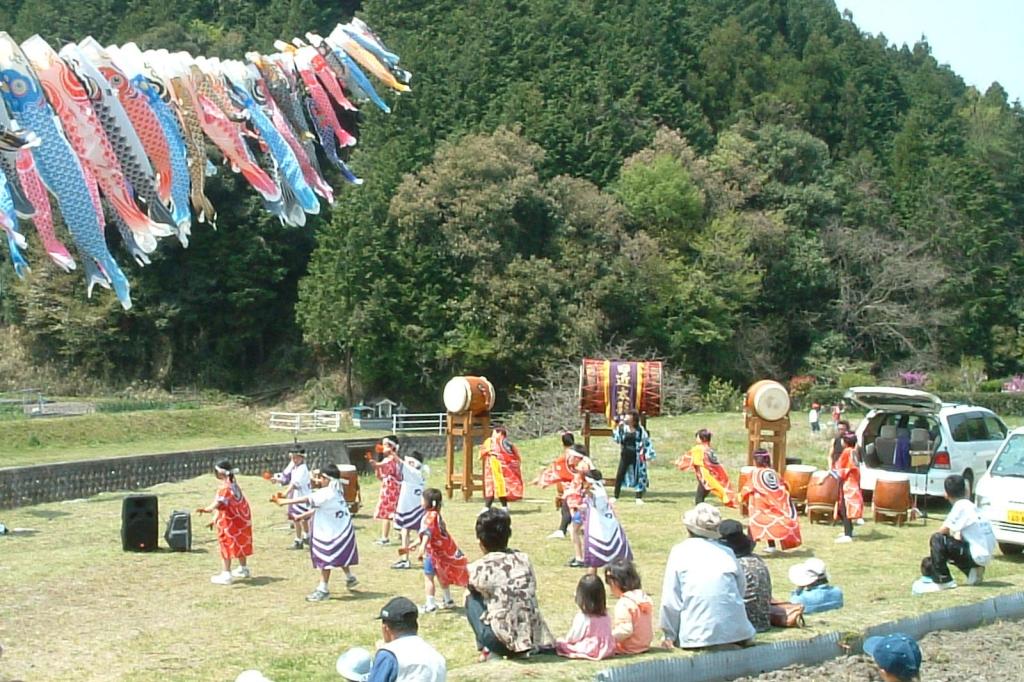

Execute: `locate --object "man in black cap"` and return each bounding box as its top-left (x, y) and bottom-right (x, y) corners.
top-left (368, 596), bottom-right (446, 682)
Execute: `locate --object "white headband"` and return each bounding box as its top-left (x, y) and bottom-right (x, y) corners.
top-left (215, 465), bottom-right (239, 475)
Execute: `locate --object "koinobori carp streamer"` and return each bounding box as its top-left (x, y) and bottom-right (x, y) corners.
top-left (0, 19), bottom-right (408, 309)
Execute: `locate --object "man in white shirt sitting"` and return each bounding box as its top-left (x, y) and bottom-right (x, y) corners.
top-left (658, 503), bottom-right (756, 649)
top-left (366, 596), bottom-right (447, 682)
top-left (923, 474), bottom-right (995, 591)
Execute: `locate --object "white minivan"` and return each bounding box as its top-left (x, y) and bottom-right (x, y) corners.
top-left (846, 386), bottom-right (1008, 498)
top-left (975, 426), bottom-right (1024, 555)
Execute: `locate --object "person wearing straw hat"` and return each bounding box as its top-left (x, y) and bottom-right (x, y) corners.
top-left (863, 632), bottom-right (922, 682)
top-left (658, 503), bottom-right (755, 649)
top-left (788, 557), bottom-right (844, 614)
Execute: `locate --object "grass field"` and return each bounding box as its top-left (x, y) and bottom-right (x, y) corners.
top-left (0, 407), bottom-right (380, 469)
top-left (2, 413), bottom-right (1023, 681)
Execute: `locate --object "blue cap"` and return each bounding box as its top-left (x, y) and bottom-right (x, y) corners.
top-left (863, 633), bottom-right (921, 678)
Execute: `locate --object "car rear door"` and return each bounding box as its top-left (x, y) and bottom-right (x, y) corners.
top-left (952, 411), bottom-right (1007, 477)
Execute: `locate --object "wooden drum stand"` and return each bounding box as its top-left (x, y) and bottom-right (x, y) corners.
top-left (745, 413), bottom-right (790, 475)
top-left (444, 411), bottom-right (490, 501)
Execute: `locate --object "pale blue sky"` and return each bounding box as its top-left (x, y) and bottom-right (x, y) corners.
top-left (835, 0), bottom-right (1024, 103)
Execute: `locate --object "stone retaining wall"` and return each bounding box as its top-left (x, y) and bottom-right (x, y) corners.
top-left (0, 434), bottom-right (447, 509)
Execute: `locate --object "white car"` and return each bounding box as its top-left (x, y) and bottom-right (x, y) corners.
top-left (846, 386), bottom-right (1008, 498)
top-left (975, 427), bottom-right (1024, 555)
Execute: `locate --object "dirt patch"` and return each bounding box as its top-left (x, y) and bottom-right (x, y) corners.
top-left (733, 618), bottom-right (1024, 681)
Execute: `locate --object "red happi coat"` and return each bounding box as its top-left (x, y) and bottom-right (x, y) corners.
top-left (676, 444), bottom-right (737, 507)
top-left (214, 479), bottom-right (253, 560)
top-left (420, 510), bottom-right (469, 588)
top-left (833, 446), bottom-right (864, 520)
top-left (536, 448), bottom-right (575, 488)
top-left (374, 455), bottom-right (402, 520)
top-left (481, 434), bottom-right (524, 501)
top-left (741, 466), bottom-right (802, 550)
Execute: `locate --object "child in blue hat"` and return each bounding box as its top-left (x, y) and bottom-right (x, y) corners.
top-left (863, 632), bottom-right (921, 682)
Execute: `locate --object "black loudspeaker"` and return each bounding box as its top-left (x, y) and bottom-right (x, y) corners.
top-left (164, 510), bottom-right (192, 552)
top-left (121, 495), bottom-right (159, 552)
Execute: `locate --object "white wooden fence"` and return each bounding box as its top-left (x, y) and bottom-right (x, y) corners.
top-left (390, 412), bottom-right (507, 433)
top-left (269, 410), bottom-right (505, 434)
top-left (268, 410), bottom-right (342, 433)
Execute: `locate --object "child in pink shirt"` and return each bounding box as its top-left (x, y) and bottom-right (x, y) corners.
top-left (555, 574), bottom-right (617, 660)
top-left (605, 557), bottom-right (653, 654)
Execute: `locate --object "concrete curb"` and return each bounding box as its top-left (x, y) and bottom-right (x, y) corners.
top-left (595, 591), bottom-right (1024, 682)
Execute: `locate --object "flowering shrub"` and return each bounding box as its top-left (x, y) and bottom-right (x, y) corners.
top-left (898, 370), bottom-right (928, 387)
top-left (788, 375), bottom-right (816, 398)
top-left (1003, 375), bottom-right (1024, 393)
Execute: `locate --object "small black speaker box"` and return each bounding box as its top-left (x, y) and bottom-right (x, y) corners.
top-left (164, 510), bottom-right (192, 552)
top-left (121, 494), bottom-right (158, 552)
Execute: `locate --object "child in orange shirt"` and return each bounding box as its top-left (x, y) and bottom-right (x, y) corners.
top-left (604, 557), bottom-right (653, 655)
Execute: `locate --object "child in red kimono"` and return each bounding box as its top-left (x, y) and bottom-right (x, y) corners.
top-left (676, 429), bottom-right (737, 507)
top-left (833, 432), bottom-right (864, 544)
top-left (368, 435), bottom-right (403, 545)
top-left (535, 431), bottom-right (580, 539)
top-left (741, 449), bottom-right (802, 552)
top-left (479, 426), bottom-right (524, 512)
top-left (416, 488), bottom-right (469, 613)
top-left (196, 459), bottom-right (253, 585)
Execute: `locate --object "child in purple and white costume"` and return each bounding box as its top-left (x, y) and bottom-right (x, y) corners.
top-left (582, 469), bottom-right (633, 574)
top-left (277, 463), bottom-right (359, 602)
top-left (391, 451), bottom-right (427, 570)
top-left (273, 448), bottom-right (312, 549)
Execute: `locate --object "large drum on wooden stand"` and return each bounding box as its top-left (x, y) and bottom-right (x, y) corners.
top-left (738, 465), bottom-right (756, 516)
top-left (443, 376), bottom-right (496, 415)
top-left (745, 380), bottom-right (791, 421)
top-left (873, 471), bottom-right (911, 526)
top-left (783, 464), bottom-right (817, 508)
top-left (338, 464), bottom-right (361, 513)
top-left (579, 359), bottom-right (662, 422)
top-left (805, 470), bottom-right (839, 524)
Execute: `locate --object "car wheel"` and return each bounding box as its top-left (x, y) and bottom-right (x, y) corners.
top-left (998, 542), bottom-right (1024, 556)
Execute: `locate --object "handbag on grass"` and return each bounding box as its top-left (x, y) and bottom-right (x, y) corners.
top-left (769, 599), bottom-right (805, 627)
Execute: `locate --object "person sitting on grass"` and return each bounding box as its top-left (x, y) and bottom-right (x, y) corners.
top-left (335, 647), bottom-right (372, 681)
top-left (605, 558), bottom-right (653, 655)
top-left (788, 558), bottom-right (843, 614)
top-left (555, 574), bottom-right (617, 660)
top-left (918, 474), bottom-right (995, 591)
top-left (718, 519), bottom-right (772, 633)
top-left (659, 503), bottom-right (755, 650)
top-left (465, 509), bottom-right (554, 661)
top-left (367, 596), bottom-right (446, 682)
top-left (863, 632), bottom-right (922, 682)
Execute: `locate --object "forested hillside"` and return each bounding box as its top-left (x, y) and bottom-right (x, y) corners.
top-left (1, 0), bottom-right (1021, 404)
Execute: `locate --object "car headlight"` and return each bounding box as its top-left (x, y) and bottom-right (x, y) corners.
top-left (975, 494), bottom-right (990, 509)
